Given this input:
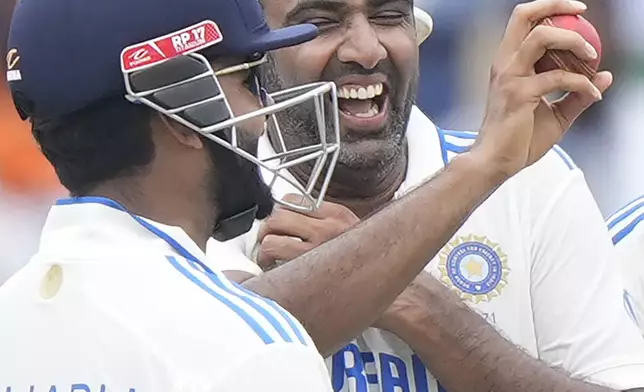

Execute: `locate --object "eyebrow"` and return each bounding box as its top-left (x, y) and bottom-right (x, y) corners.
top-left (284, 0), bottom-right (411, 25)
top-left (285, 0), bottom-right (348, 24)
top-left (368, 0), bottom-right (411, 10)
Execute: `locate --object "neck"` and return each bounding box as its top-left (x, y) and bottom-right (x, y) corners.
top-left (289, 146), bottom-right (408, 219)
top-left (91, 175), bottom-right (215, 251)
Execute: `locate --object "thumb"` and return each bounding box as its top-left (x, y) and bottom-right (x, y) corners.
top-left (551, 71), bottom-right (613, 129)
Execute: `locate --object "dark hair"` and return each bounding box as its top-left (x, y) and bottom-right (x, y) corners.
top-left (31, 97), bottom-right (155, 196)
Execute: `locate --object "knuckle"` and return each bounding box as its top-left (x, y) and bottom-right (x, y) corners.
top-left (489, 62), bottom-right (504, 83)
top-left (571, 31), bottom-right (587, 48)
top-left (260, 235), bottom-right (293, 261)
top-left (490, 57), bottom-right (515, 85)
top-left (547, 69), bottom-right (567, 86)
top-left (495, 68), bottom-right (515, 90)
top-left (512, 3), bottom-right (530, 21)
top-left (499, 79), bottom-right (525, 108)
top-left (257, 255), bottom-right (274, 270)
top-left (568, 29), bottom-right (584, 41)
top-left (530, 25), bottom-right (549, 42)
top-left (259, 234), bottom-right (278, 251)
top-left (309, 219), bottom-right (336, 245)
top-left (333, 205), bottom-right (359, 224)
top-left (260, 214), bottom-right (279, 235)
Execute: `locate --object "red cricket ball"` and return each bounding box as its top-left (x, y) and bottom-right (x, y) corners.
top-left (534, 14), bottom-right (602, 79)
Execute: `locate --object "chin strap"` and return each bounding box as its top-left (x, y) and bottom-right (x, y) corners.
top-left (212, 204), bottom-right (259, 242)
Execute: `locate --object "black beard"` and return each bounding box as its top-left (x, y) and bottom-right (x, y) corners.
top-left (204, 129), bottom-right (274, 238)
top-left (259, 53), bottom-right (418, 173)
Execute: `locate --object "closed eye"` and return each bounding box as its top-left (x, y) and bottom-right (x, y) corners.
top-left (371, 11), bottom-right (409, 25)
top-left (305, 17), bottom-right (339, 29)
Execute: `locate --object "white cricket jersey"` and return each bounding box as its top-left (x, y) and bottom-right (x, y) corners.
top-left (607, 195), bottom-right (644, 335)
top-left (0, 197), bottom-right (332, 392)
top-left (213, 105), bottom-right (644, 391)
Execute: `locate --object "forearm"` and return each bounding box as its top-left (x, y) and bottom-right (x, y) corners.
top-left (242, 151), bottom-right (503, 356)
top-left (391, 279), bottom-right (616, 392)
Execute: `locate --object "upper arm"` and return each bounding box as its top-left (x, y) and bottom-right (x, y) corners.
top-left (527, 150), bottom-right (644, 390)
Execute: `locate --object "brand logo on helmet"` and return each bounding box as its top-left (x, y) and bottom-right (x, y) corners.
top-left (6, 48), bottom-right (19, 70)
top-left (120, 20), bottom-right (223, 73)
top-left (5, 48), bottom-right (22, 81)
top-left (129, 48), bottom-right (149, 62)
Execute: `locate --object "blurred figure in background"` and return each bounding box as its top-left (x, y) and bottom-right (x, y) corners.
top-left (600, 0), bottom-right (644, 213)
top-left (602, 1), bottom-right (644, 334)
top-left (413, 0), bottom-right (643, 217)
top-left (0, 0), bottom-right (62, 285)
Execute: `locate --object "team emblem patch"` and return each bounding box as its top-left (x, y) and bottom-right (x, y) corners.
top-left (438, 235), bottom-right (510, 303)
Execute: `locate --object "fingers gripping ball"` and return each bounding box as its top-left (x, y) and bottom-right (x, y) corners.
top-left (534, 15), bottom-right (602, 79)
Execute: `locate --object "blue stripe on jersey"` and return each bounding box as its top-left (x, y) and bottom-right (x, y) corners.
top-left (166, 256), bottom-right (274, 344)
top-left (440, 129), bottom-right (477, 139)
top-left (437, 128), bottom-right (475, 164)
top-left (443, 142), bottom-right (470, 155)
top-left (436, 128), bottom-right (449, 164)
top-left (624, 290), bottom-right (639, 325)
top-left (187, 258), bottom-right (308, 345)
top-left (607, 196), bottom-right (644, 231)
top-left (552, 145), bottom-right (576, 170)
top-left (436, 129), bottom-right (576, 172)
top-left (612, 211), bottom-right (644, 245)
top-left (56, 196), bottom-right (308, 346)
top-left (230, 280), bottom-right (309, 345)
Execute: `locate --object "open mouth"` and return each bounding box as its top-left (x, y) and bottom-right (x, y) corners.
top-left (337, 82), bottom-right (388, 119)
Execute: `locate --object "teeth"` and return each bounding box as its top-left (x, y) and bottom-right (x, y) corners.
top-left (339, 82), bottom-right (384, 100)
top-left (354, 105), bottom-right (380, 118)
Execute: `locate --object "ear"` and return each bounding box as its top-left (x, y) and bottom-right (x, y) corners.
top-left (158, 113), bottom-right (204, 150)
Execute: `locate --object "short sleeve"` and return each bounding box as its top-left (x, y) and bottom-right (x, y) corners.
top-left (202, 344), bottom-right (332, 392)
top-left (609, 197), bottom-right (644, 334)
top-left (526, 152), bottom-right (644, 390)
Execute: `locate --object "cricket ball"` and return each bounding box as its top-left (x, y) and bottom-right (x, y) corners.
top-left (534, 14), bottom-right (602, 79)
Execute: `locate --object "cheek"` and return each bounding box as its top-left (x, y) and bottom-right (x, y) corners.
top-left (381, 30), bottom-right (418, 77)
top-left (218, 76), bottom-right (264, 137)
top-left (272, 43), bottom-right (336, 85)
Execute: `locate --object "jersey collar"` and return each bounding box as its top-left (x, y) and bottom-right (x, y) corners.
top-left (40, 196), bottom-right (214, 273)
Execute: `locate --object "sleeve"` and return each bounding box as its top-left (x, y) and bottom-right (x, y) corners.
top-left (609, 199), bottom-right (644, 335)
top-left (205, 235), bottom-right (262, 276)
top-left (527, 151), bottom-right (644, 390)
top-left (203, 345), bottom-right (332, 392)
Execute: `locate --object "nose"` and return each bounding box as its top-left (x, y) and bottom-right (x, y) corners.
top-left (336, 17), bottom-right (387, 69)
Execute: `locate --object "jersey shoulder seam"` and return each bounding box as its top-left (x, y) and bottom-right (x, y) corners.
top-left (436, 129), bottom-right (576, 172)
top-left (607, 196), bottom-right (644, 245)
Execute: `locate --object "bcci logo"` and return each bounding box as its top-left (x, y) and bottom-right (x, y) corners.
top-left (438, 235), bottom-right (510, 303)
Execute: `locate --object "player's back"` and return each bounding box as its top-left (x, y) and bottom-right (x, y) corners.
top-left (0, 198), bottom-right (332, 392)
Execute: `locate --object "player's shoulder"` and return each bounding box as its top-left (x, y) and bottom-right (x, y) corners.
top-left (437, 127), bottom-right (577, 176)
top-left (435, 128), bottom-right (477, 165)
top-left (607, 195), bottom-right (644, 246)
